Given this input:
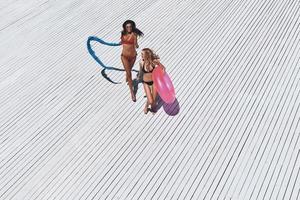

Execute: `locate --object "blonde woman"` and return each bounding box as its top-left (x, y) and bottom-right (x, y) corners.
top-left (138, 48), bottom-right (165, 114)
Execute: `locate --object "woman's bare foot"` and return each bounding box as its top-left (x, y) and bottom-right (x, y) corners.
top-left (131, 92), bottom-right (136, 102)
top-left (144, 106), bottom-right (149, 114)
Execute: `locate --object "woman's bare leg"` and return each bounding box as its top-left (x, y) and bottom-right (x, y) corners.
top-left (144, 101), bottom-right (149, 114)
top-left (152, 86), bottom-right (158, 112)
top-left (129, 54), bottom-right (137, 91)
top-left (144, 83), bottom-right (154, 113)
top-left (128, 54), bottom-right (137, 71)
top-left (121, 55), bottom-right (135, 101)
top-left (128, 54), bottom-right (136, 81)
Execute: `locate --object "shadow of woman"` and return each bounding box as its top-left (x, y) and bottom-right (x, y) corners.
top-left (87, 36), bottom-right (138, 84)
top-left (155, 96), bottom-right (180, 116)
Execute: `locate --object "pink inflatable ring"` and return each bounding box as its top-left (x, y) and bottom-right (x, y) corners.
top-left (152, 65), bottom-right (176, 104)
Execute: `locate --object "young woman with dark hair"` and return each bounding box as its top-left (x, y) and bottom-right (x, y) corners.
top-left (120, 20), bottom-right (143, 102)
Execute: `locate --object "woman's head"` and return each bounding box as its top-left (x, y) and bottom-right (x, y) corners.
top-left (122, 20), bottom-right (144, 36)
top-left (141, 48), bottom-right (160, 63)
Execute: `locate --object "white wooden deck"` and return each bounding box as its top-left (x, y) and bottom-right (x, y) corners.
top-left (0, 0), bottom-right (300, 199)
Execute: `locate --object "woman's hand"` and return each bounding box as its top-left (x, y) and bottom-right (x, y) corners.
top-left (138, 61), bottom-right (143, 80)
top-left (134, 33), bottom-right (139, 48)
top-left (154, 60), bottom-right (166, 73)
top-left (161, 65), bottom-right (166, 73)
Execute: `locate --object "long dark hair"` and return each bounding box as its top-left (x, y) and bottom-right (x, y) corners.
top-left (121, 20), bottom-right (144, 37)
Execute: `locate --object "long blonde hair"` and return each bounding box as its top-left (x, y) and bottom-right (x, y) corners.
top-left (142, 48), bottom-right (160, 68)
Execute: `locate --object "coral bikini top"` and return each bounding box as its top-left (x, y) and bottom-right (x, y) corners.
top-left (121, 34), bottom-right (135, 45)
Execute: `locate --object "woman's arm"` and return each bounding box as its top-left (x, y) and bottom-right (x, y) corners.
top-left (154, 59), bottom-right (166, 72)
top-left (119, 34), bottom-right (123, 45)
top-left (134, 33), bottom-right (139, 48)
top-left (137, 61), bottom-right (143, 80)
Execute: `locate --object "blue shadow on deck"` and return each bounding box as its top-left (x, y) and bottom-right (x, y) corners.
top-left (87, 36), bottom-right (138, 84)
top-left (87, 36), bottom-right (179, 116)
